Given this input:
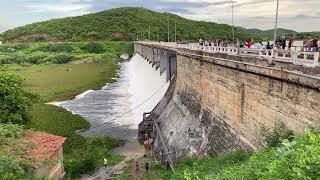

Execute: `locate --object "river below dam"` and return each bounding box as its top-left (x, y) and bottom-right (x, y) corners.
top-left (56, 54), bottom-right (169, 141)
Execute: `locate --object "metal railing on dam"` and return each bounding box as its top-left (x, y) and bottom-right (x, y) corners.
top-left (136, 41), bottom-right (320, 67)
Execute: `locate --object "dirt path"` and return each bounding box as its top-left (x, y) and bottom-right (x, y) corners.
top-left (129, 157), bottom-right (163, 180)
top-left (76, 139), bottom-right (145, 180)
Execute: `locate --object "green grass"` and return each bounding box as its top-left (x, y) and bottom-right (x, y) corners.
top-left (116, 160), bottom-right (134, 180)
top-left (9, 62), bottom-right (118, 102)
top-left (27, 104), bottom-right (90, 136)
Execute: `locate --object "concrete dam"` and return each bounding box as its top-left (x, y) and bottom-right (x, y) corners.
top-left (135, 42), bottom-right (320, 161)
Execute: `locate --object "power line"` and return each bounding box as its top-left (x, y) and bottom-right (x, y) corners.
top-left (83, 81), bottom-right (170, 131)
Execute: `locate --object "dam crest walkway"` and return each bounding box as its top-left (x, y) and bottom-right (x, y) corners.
top-left (137, 41), bottom-right (320, 68)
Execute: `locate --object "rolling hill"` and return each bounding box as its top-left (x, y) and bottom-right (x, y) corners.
top-left (0, 7), bottom-right (259, 43)
top-left (1, 7), bottom-right (318, 43)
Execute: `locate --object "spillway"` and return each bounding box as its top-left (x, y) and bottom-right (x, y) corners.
top-left (57, 54), bottom-right (169, 140)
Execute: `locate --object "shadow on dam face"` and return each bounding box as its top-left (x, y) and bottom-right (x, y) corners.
top-left (56, 54), bottom-right (170, 141)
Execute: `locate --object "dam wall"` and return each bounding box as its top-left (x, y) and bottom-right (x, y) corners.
top-left (135, 42), bottom-right (320, 157)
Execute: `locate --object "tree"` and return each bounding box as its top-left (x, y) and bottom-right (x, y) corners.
top-left (0, 123), bottom-right (31, 179)
top-left (81, 42), bottom-right (105, 53)
top-left (0, 73), bottom-right (38, 124)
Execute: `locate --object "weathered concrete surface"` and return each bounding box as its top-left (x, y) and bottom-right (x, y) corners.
top-left (135, 42), bottom-right (320, 158)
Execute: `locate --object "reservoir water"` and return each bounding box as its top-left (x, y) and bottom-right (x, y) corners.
top-left (57, 54), bottom-right (169, 140)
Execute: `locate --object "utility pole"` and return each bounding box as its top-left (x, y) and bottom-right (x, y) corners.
top-left (232, 1), bottom-right (235, 45)
top-left (167, 16), bottom-right (170, 42)
top-left (273, 0), bottom-right (280, 50)
top-left (148, 25), bottom-right (151, 41)
top-left (175, 20), bottom-right (177, 43)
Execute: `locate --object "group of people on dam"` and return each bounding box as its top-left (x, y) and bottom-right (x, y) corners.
top-left (198, 35), bottom-right (319, 52)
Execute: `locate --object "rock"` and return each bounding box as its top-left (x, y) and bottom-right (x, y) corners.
top-left (113, 171), bottom-right (124, 176)
top-left (120, 53), bottom-right (130, 60)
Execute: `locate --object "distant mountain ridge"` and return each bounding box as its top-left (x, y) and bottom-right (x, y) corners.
top-left (0, 7), bottom-right (319, 43)
top-left (244, 28), bottom-right (320, 40)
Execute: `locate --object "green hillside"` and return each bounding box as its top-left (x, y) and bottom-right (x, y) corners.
top-left (241, 28), bottom-right (297, 40)
top-left (0, 7), bottom-right (259, 43)
top-left (244, 28), bottom-right (320, 40)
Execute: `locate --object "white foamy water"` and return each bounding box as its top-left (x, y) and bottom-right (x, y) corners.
top-left (57, 54), bottom-right (169, 140)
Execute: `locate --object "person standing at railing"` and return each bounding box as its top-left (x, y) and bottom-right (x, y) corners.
top-left (281, 36), bottom-right (286, 50)
top-left (205, 40), bottom-right (209, 46)
top-left (236, 38), bottom-right (240, 47)
top-left (288, 35), bottom-right (294, 50)
top-left (266, 39), bottom-right (272, 49)
top-left (303, 36), bottom-right (308, 52)
top-left (275, 37), bottom-right (281, 49)
top-left (311, 35), bottom-right (318, 52)
top-left (245, 38), bottom-right (254, 48)
top-left (199, 38), bottom-right (203, 46)
top-left (259, 41), bottom-right (265, 49)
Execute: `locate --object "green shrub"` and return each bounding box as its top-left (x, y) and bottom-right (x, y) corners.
top-left (0, 124), bottom-right (32, 180)
top-left (261, 121), bottom-right (294, 147)
top-left (214, 131), bottom-right (320, 180)
top-left (64, 135), bottom-right (124, 178)
top-left (0, 44), bottom-right (28, 53)
top-left (46, 54), bottom-right (74, 64)
top-left (71, 36), bottom-right (83, 42)
top-left (25, 54), bottom-right (47, 64)
top-left (81, 42), bottom-right (105, 53)
top-left (157, 131), bottom-right (320, 180)
top-left (86, 31), bottom-right (103, 39)
top-left (35, 43), bottom-right (74, 53)
top-left (0, 73), bottom-right (38, 124)
top-left (0, 55), bottom-right (16, 64)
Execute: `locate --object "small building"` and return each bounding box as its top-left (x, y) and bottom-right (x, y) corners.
top-left (0, 41), bottom-right (2, 45)
top-left (22, 132), bottom-right (67, 179)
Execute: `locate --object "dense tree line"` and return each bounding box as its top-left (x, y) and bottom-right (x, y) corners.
top-left (0, 42), bottom-right (133, 65)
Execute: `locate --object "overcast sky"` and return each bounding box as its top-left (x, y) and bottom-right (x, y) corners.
top-left (0, 0), bottom-right (319, 32)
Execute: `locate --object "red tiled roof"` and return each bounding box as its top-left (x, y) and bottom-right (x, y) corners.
top-left (21, 132), bottom-right (66, 168)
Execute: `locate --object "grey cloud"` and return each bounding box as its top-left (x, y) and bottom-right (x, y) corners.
top-left (290, 14), bottom-right (320, 20)
top-left (253, 16), bottom-right (273, 20)
top-left (73, 0), bottom-right (236, 14)
top-left (234, 0), bottom-right (274, 7)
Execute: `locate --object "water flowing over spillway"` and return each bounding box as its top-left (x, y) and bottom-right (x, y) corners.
top-left (58, 54), bottom-right (169, 140)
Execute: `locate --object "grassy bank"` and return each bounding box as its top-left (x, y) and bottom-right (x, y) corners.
top-left (149, 129), bottom-right (320, 180)
top-left (0, 41), bottom-right (133, 178)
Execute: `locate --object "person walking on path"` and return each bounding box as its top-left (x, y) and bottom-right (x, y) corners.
top-left (143, 155), bottom-right (150, 174)
top-left (104, 158), bottom-right (108, 169)
top-left (145, 162), bottom-right (149, 174)
top-left (135, 161), bottom-right (139, 174)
